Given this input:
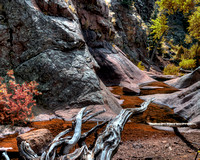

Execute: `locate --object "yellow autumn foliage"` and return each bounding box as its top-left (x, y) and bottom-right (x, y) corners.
top-left (173, 44), bottom-right (198, 60)
top-left (179, 59), bottom-right (196, 69)
top-left (150, 14), bottom-right (169, 40)
top-left (137, 61), bottom-right (145, 70)
top-left (157, 0), bottom-right (200, 14)
top-left (163, 64), bottom-right (180, 75)
top-left (188, 6), bottom-right (200, 41)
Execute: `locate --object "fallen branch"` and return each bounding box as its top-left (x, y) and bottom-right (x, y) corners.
top-left (148, 122), bottom-right (198, 128)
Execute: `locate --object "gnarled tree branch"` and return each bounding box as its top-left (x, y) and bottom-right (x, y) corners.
top-left (17, 98), bottom-right (153, 160)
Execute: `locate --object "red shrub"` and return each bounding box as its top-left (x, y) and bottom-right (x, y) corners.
top-left (0, 70), bottom-right (41, 125)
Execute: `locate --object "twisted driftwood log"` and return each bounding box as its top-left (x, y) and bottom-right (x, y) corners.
top-left (7, 98), bottom-right (153, 160)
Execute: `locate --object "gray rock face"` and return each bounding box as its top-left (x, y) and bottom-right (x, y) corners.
top-left (166, 67), bottom-right (200, 89)
top-left (134, 0), bottom-right (156, 22)
top-left (15, 49), bottom-right (103, 108)
top-left (110, 0), bottom-right (148, 60)
top-left (3, 0), bottom-right (104, 108)
top-left (0, 13), bottom-right (11, 75)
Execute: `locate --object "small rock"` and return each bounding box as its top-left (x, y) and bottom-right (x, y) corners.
top-left (169, 146), bottom-right (172, 151)
top-left (0, 125), bottom-right (32, 138)
top-left (187, 149), bottom-right (193, 153)
top-left (161, 141), bottom-right (167, 144)
top-left (132, 143), bottom-right (144, 149)
top-left (17, 129), bottom-right (53, 155)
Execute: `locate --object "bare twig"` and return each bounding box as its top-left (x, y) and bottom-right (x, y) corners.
top-left (82, 109), bottom-right (106, 123)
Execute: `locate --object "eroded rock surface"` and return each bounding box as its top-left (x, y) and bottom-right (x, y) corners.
top-left (166, 67), bottom-right (200, 89)
top-left (90, 45), bottom-right (154, 94)
top-left (140, 81), bottom-right (200, 127)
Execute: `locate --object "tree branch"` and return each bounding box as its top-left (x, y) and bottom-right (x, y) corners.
top-left (2, 152), bottom-right (10, 160)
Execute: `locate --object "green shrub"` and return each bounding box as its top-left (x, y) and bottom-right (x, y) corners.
top-left (179, 59), bottom-right (196, 69)
top-left (163, 64), bottom-right (180, 75)
top-left (137, 61), bottom-right (145, 70)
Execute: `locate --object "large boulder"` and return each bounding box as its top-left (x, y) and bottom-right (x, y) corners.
top-left (2, 0), bottom-right (104, 109)
top-left (0, 0), bottom-right (154, 115)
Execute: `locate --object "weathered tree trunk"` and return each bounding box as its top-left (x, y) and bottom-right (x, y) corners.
top-left (14, 98), bottom-right (154, 160)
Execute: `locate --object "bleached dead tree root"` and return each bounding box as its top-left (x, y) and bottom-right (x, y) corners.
top-left (2, 151), bottom-right (10, 160)
top-left (148, 122), bottom-right (198, 129)
top-left (16, 98), bottom-right (154, 160)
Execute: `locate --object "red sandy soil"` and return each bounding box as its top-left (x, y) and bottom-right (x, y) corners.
top-left (1, 82), bottom-right (200, 160)
top-left (1, 120), bottom-right (200, 160)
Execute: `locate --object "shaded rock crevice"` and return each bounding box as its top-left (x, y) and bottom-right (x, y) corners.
top-left (110, 0), bottom-right (148, 61)
top-left (134, 0), bottom-right (156, 22)
top-left (74, 0), bottom-right (154, 95)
